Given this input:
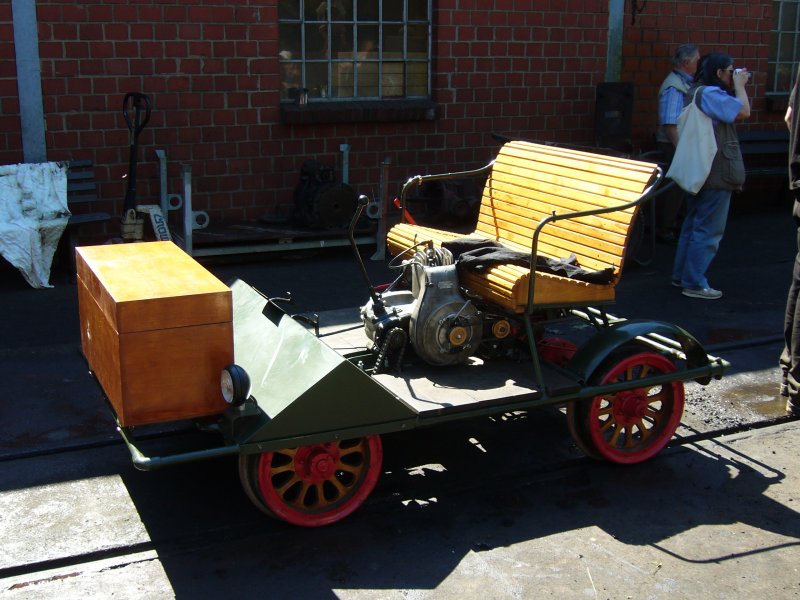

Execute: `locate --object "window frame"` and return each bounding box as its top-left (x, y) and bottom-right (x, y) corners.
top-left (278, 0), bottom-right (433, 103)
top-left (769, 0), bottom-right (800, 95)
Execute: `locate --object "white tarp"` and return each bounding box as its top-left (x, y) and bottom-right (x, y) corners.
top-left (0, 162), bottom-right (70, 288)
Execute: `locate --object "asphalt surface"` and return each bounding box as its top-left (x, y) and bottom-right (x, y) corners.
top-left (0, 194), bottom-right (798, 598)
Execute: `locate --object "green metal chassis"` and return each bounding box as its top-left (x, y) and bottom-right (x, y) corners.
top-left (116, 155), bottom-right (730, 469)
top-left (117, 278), bottom-right (729, 471)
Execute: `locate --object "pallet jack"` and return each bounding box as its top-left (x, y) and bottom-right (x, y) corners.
top-left (120, 92), bottom-right (171, 243)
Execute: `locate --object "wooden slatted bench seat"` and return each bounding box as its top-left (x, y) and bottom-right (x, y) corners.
top-left (387, 140), bottom-right (662, 313)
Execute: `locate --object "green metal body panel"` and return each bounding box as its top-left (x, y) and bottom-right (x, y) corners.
top-left (224, 279), bottom-right (417, 450)
top-left (116, 282), bottom-right (729, 469)
top-left (565, 319), bottom-right (722, 386)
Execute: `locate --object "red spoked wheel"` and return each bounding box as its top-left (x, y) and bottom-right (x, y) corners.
top-left (239, 435), bottom-right (383, 527)
top-left (567, 351), bottom-right (685, 464)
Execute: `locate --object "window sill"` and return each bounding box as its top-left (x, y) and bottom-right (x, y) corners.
top-left (280, 99), bottom-right (438, 125)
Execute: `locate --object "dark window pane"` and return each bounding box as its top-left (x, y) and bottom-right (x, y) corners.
top-left (783, 2), bottom-right (799, 32)
top-left (279, 1), bottom-right (301, 20)
top-left (777, 63), bottom-right (794, 92)
top-left (330, 0), bottom-right (352, 21)
top-left (306, 0), bottom-right (324, 20)
top-left (333, 62), bottom-right (354, 97)
top-left (357, 61), bottom-right (379, 96)
top-left (780, 32), bottom-right (796, 62)
top-left (382, 61), bottom-right (404, 97)
top-left (305, 23), bottom-right (327, 59)
top-left (382, 0), bottom-right (403, 21)
top-left (407, 24), bottom-right (427, 55)
top-left (407, 62), bottom-right (427, 96)
top-left (358, 0), bottom-right (379, 21)
top-left (357, 24), bottom-right (379, 57)
top-left (306, 61), bottom-right (328, 98)
top-left (332, 23), bottom-right (354, 57)
top-left (279, 23), bottom-right (302, 58)
top-left (408, 0), bottom-right (428, 21)
top-left (383, 24), bottom-right (404, 55)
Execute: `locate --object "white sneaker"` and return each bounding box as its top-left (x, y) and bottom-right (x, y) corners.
top-left (682, 287), bottom-right (722, 300)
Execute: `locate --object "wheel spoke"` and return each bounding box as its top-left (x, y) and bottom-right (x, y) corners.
top-left (645, 405), bottom-right (662, 419)
top-left (635, 419), bottom-right (651, 439)
top-left (609, 423), bottom-right (624, 447)
top-left (327, 476), bottom-right (348, 498)
top-left (275, 474), bottom-right (303, 497)
top-left (596, 402), bottom-right (614, 416)
top-left (294, 481), bottom-right (313, 506)
top-left (624, 428), bottom-right (636, 448)
top-left (270, 463), bottom-right (296, 475)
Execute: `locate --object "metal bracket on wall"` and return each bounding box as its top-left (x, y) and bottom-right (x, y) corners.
top-left (155, 149), bottom-right (209, 255)
top-left (370, 156), bottom-right (392, 261)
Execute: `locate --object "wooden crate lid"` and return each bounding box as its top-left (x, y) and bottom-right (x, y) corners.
top-left (76, 241), bottom-right (231, 334)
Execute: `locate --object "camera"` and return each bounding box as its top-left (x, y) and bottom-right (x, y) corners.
top-left (734, 68), bottom-right (753, 81)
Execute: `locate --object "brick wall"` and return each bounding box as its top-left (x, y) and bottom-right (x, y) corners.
top-left (0, 0), bottom-right (785, 239)
top-left (624, 0), bottom-right (781, 145)
top-left (0, 4), bottom-right (21, 166)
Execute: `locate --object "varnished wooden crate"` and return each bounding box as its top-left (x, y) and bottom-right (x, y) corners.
top-left (76, 241), bottom-right (233, 426)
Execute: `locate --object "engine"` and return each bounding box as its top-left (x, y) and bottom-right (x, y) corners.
top-left (361, 248), bottom-right (483, 368)
top-left (409, 263), bottom-right (482, 365)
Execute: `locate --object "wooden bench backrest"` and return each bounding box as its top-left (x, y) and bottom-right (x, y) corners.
top-left (66, 159), bottom-right (98, 206)
top-left (475, 141), bottom-right (659, 276)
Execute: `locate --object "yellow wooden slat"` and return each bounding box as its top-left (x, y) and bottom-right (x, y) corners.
top-left (485, 172), bottom-right (642, 216)
top-left (475, 219), bottom-right (628, 260)
top-left (476, 199), bottom-right (630, 247)
top-left (490, 160), bottom-right (648, 203)
top-left (495, 158), bottom-right (653, 198)
top-left (503, 141), bottom-right (659, 181)
top-left (481, 181), bottom-right (634, 230)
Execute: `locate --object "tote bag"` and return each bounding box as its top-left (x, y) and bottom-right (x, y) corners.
top-left (666, 86), bottom-right (718, 194)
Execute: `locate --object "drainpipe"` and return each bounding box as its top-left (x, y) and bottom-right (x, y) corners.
top-left (606, 0), bottom-right (625, 83)
top-left (12, 0), bottom-right (47, 163)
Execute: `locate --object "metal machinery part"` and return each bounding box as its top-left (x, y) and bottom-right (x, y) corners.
top-left (409, 263), bottom-right (482, 366)
top-left (361, 242), bottom-right (481, 368)
top-left (361, 290), bottom-right (414, 346)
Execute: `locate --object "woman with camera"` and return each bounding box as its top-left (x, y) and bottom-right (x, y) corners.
top-left (671, 52), bottom-right (751, 299)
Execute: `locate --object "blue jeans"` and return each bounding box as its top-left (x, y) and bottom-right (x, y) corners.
top-left (671, 188), bottom-right (731, 290)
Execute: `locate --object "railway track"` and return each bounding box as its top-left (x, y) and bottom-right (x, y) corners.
top-left (0, 334), bottom-right (793, 588)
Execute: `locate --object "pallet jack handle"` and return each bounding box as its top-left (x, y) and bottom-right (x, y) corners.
top-left (122, 92), bottom-right (151, 213)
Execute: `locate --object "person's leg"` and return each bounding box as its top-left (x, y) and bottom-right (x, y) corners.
top-left (781, 214), bottom-right (800, 416)
top-left (680, 189), bottom-right (731, 290)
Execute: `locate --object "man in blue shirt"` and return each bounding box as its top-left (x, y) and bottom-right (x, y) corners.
top-left (656, 44), bottom-right (700, 243)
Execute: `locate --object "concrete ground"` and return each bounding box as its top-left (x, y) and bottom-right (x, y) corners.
top-left (0, 196), bottom-right (798, 598)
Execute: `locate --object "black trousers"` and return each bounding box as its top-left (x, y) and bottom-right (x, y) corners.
top-left (780, 200), bottom-right (800, 410)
